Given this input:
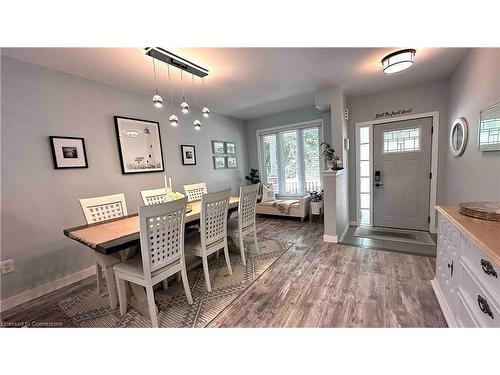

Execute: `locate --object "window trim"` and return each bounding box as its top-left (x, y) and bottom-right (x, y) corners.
top-left (256, 119), bottom-right (324, 197)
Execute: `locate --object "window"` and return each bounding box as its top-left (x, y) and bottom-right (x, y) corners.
top-left (358, 126), bottom-right (371, 226)
top-left (259, 122), bottom-right (322, 196)
top-left (383, 127), bottom-right (421, 153)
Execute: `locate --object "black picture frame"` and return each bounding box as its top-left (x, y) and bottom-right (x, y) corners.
top-left (181, 144), bottom-right (197, 165)
top-left (49, 136), bottom-right (89, 169)
top-left (114, 116), bottom-right (165, 175)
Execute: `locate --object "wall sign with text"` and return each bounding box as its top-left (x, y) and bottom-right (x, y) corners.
top-left (375, 108), bottom-right (413, 120)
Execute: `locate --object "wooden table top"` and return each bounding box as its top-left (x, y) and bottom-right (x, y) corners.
top-left (64, 196), bottom-right (239, 255)
top-left (436, 206), bottom-right (500, 266)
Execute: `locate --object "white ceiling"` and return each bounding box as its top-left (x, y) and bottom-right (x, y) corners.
top-left (1, 47), bottom-right (468, 120)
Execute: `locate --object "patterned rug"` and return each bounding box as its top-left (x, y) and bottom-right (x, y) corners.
top-left (58, 237), bottom-right (292, 327)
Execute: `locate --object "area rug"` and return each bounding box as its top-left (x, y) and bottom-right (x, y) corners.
top-left (354, 226), bottom-right (434, 246)
top-left (57, 237), bottom-right (292, 328)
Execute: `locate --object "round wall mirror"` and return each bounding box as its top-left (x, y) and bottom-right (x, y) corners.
top-left (450, 118), bottom-right (468, 156)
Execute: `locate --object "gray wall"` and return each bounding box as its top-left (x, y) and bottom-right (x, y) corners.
top-left (443, 48), bottom-right (500, 203)
top-left (245, 106), bottom-right (331, 170)
top-left (0, 56), bottom-right (248, 299)
top-left (346, 79), bottom-right (450, 222)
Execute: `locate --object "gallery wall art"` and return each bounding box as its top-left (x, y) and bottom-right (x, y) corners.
top-left (114, 116), bottom-right (165, 174)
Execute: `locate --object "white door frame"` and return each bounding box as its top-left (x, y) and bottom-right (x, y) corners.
top-left (355, 111), bottom-right (439, 233)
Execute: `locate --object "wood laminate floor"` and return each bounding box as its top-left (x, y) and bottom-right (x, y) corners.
top-left (209, 217), bottom-right (446, 327)
top-left (1, 217), bottom-right (446, 328)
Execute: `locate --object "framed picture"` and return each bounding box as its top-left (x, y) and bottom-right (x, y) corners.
top-left (212, 140), bottom-right (225, 154)
top-left (114, 116), bottom-right (164, 174)
top-left (226, 156), bottom-right (237, 169)
top-left (225, 142), bottom-right (236, 155)
top-left (181, 145), bottom-right (197, 165)
top-left (49, 136), bottom-right (88, 169)
top-left (213, 156), bottom-right (226, 169)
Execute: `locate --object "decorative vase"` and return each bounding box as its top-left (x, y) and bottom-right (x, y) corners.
top-left (310, 201), bottom-right (323, 215)
top-left (326, 159), bottom-right (334, 169)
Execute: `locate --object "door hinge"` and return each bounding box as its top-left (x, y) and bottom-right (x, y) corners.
top-left (428, 216), bottom-right (431, 223)
top-left (431, 126), bottom-right (434, 134)
top-left (429, 172), bottom-right (432, 179)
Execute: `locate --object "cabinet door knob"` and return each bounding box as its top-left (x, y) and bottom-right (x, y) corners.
top-left (447, 261), bottom-right (454, 277)
top-left (477, 295), bottom-right (494, 319)
top-left (481, 259), bottom-right (498, 278)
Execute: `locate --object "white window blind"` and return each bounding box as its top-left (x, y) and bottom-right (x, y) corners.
top-left (259, 123), bottom-right (322, 196)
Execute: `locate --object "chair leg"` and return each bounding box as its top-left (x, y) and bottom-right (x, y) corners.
top-left (253, 228), bottom-right (260, 254)
top-left (223, 243), bottom-right (233, 275)
top-left (115, 274), bottom-right (127, 316)
top-left (162, 280), bottom-right (168, 290)
top-left (202, 255), bottom-right (212, 292)
top-left (215, 250), bottom-right (220, 259)
top-left (103, 266), bottom-right (118, 310)
top-left (181, 265), bottom-right (193, 305)
top-left (145, 286), bottom-right (159, 328)
top-left (95, 261), bottom-right (103, 293)
top-left (176, 272), bottom-right (181, 282)
top-left (239, 233), bottom-right (246, 266)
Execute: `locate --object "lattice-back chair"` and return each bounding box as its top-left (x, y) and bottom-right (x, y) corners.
top-left (184, 189), bottom-right (233, 292)
top-left (183, 182), bottom-right (207, 202)
top-left (227, 183), bottom-right (260, 265)
top-left (113, 197), bottom-right (193, 327)
top-left (140, 187), bottom-right (169, 206)
top-left (78, 193), bottom-right (128, 309)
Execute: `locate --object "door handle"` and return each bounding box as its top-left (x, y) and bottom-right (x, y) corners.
top-left (477, 295), bottom-right (494, 319)
top-left (447, 260), bottom-right (454, 277)
top-left (374, 183), bottom-right (384, 188)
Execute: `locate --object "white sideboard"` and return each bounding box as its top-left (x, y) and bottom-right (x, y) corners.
top-left (432, 206), bottom-right (500, 328)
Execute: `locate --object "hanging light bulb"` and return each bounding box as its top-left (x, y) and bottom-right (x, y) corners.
top-left (151, 59), bottom-right (163, 108)
top-left (166, 64), bottom-right (178, 127)
top-left (202, 77), bottom-right (210, 118)
top-left (179, 70), bottom-right (189, 114)
top-left (192, 74), bottom-right (202, 130)
top-left (169, 114), bottom-right (179, 127)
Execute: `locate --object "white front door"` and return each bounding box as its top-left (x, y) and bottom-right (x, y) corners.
top-left (372, 117), bottom-right (432, 231)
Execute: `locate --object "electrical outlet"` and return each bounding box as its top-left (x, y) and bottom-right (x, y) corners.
top-left (1, 259), bottom-right (15, 275)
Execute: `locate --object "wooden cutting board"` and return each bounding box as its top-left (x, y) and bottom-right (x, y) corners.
top-left (458, 201), bottom-right (500, 222)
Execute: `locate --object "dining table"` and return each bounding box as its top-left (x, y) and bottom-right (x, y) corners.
top-left (63, 196), bottom-right (240, 319)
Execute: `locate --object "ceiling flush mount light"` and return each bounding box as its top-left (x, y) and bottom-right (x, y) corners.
top-left (381, 49), bottom-right (416, 74)
top-left (151, 59), bottom-right (163, 108)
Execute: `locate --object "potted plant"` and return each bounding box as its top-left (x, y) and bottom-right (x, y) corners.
top-left (245, 168), bottom-right (260, 184)
top-left (320, 142), bottom-right (335, 169)
top-left (308, 190), bottom-right (324, 215)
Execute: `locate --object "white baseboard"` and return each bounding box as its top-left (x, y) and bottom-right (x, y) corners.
top-left (339, 223), bottom-right (350, 243)
top-left (323, 234), bottom-right (338, 243)
top-left (0, 266), bottom-right (96, 313)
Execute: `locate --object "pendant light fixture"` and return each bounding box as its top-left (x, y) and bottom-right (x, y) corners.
top-left (381, 49), bottom-right (416, 74)
top-left (166, 64), bottom-right (178, 127)
top-left (192, 74), bottom-right (201, 130)
top-left (201, 77), bottom-right (210, 118)
top-left (151, 59), bottom-right (163, 108)
top-left (180, 70), bottom-right (190, 114)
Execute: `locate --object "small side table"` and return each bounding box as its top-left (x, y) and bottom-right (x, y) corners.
top-left (309, 207), bottom-right (324, 223)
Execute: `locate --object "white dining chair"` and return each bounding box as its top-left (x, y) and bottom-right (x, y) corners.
top-left (183, 182), bottom-right (207, 202)
top-left (113, 197), bottom-right (193, 328)
top-left (227, 183), bottom-right (260, 265)
top-left (140, 187), bottom-right (169, 206)
top-left (184, 189), bottom-right (233, 292)
top-left (79, 193), bottom-right (128, 310)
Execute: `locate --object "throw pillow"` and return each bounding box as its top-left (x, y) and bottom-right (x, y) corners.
top-left (262, 183), bottom-right (276, 203)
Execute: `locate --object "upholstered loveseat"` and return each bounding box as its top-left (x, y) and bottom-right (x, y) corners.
top-left (256, 194), bottom-right (311, 221)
